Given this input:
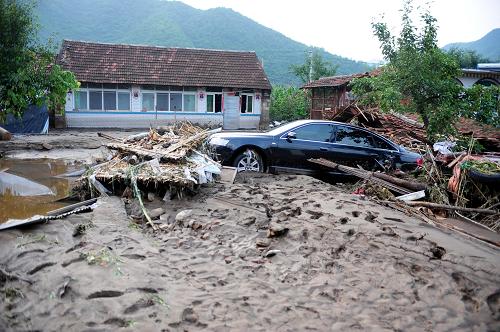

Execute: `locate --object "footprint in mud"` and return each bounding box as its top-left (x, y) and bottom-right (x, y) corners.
top-left (103, 317), bottom-right (129, 327)
top-left (123, 298), bottom-right (155, 314)
top-left (87, 290), bottom-right (124, 299)
top-left (122, 254), bottom-right (146, 260)
top-left (351, 211), bottom-right (361, 218)
top-left (17, 249), bottom-right (44, 258)
top-left (375, 226), bottom-right (399, 238)
top-left (28, 262), bottom-right (56, 275)
top-left (61, 256), bottom-right (85, 267)
top-left (430, 246), bottom-right (446, 260)
top-left (486, 290), bottom-right (500, 319)
top-left (451, 272), bottom-right (480, 312)
top-left (364, 211), bottom-right (378, 222)
top-left (339, 217), bottom-right (350, 224)
top-left (210, 209), bottom-right (229, 219)
top-left (306, 210), bottom-right (323, 220)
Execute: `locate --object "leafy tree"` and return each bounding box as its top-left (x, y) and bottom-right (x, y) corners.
top-left (446, 47), bottom-right (489, 68)
top-left (351, 0), bottom-right (462, 141)
top-left (290, 50), bottom-right (338, 84)
top-left (460, 85), bottom-right (499, 127)
top-left (269, 86), bottom-right (309, 122)
top-left (0, 0), bottom-right (78, 123)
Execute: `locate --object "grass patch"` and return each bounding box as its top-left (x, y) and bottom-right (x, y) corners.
top-left (80, 248), bottom-right (124, 276)
top-left (16, 234), bottom-right (59, 248)
top-left (1, 287), bottom-right (24, 300)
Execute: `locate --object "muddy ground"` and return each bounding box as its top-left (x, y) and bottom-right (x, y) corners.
top-left (1, 173), bottom-right (499, 331)
top-left (0, 129), bottom-right (140, 153)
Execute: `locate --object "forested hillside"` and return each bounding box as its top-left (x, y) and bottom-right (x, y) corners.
top-left (36, 0), bottom-right (370, 85)
top-left (443, 28), bottom-right (500, 62)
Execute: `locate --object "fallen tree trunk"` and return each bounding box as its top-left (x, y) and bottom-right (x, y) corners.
top-left (0, 126), bottom-right (12, 141)
top-left (404, 201), bottom-right (498, 215)
top-left (308, 158), bottom-right (412, 195)
top-left (372, 172), bottom-right (427, 191)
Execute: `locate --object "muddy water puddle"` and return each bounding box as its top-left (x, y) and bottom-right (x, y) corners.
top-left (0, 158), bottom-right (84, 223)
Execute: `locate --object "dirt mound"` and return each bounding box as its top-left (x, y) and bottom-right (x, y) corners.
top-left (1, 175), bottom-right (499, 331)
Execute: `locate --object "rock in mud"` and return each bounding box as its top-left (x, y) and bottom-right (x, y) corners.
top-left (175, 209), bottom-right (193, 223)
top-left (148, 207), bottom-right (165, 220)
top-left (267, 222), bottom-right (289, 238)
top-left (256, 238), bottom-right (271, 248)
top-left (181, 307), bottom-right (199, 323)
top-left (264, 249), bottom-right (281, 257)
top-left (42, 142), bottom-right (53, 150)
top-left (147, 192), bottom-right (156, 202)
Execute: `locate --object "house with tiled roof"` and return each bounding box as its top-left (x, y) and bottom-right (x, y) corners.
top-left (56, 40), bottom-right (272, 129)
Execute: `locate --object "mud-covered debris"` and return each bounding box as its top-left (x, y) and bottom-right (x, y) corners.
top-left (147, 192), bottom-right (156, 202)
top-left (175, 209), bottom-right (193, 223)
top-left (267, 222), bottom-right (289, 238)
top-left (430, 246), bottom-right (446, 259)
top-left (264, 249), bottom-right (281, 257)
top-left (365, 211), bottom-right (378, 222)
top-left (181, 307), bottom-right (199, 323)
top-left (256, 238), bottom-right (271, 248)
top-left (148, 208), bottom-right (165, 220)
top-left (42, 142), bottom-right (53, 150)
top-left (339, 217), bottom-right (350, 224)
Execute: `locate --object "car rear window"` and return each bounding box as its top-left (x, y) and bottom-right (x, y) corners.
top-left (372, 135), bottom-right (396, 150)
top-left (334, 126), bottom-right (377, 148)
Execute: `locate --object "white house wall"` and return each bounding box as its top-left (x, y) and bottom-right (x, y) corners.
top-left (64, 85), bottom-right (262, 129)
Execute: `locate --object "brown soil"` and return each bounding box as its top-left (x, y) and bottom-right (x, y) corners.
top-left (0, 174), bottom-right (499, 331)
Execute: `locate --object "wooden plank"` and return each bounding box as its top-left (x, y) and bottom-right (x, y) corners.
top-left (308, 158), bottom-right (411, 195)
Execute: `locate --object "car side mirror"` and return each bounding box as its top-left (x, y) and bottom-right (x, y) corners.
top-left (286, 131), bottom-right (296, 140)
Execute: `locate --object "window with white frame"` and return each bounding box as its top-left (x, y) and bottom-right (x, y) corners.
top-left (74, 91), bottom-right (87, 110)
top-left (142, 92), bottom-right (155, 111)
top-left (240, 94), bottom-right (253, 113)
top-left (183, 94), bottom-right (196, 112)
top-left (170, 93), bottom-right (182, 111)
top-left (156, 93), bottom-right (169, 111)
top-left (139, 87), bottom-right (198, 112)
top-left (206, 93), bottom-right (222, 113)
top-left (73, 83), bottom-right (130, 111)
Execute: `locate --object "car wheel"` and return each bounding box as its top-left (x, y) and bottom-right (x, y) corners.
top-left (233, 149), bottom-right (264, 173)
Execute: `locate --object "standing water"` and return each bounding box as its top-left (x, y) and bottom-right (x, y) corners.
top-left (0, 158), bottom-right (82, 223)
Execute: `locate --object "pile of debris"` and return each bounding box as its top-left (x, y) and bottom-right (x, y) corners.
top-left (75, 122), bottom-right (221, 207)
top-left (323, 104), bottom-right (500, 152)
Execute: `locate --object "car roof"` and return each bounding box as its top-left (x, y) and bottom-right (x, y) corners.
top-left (281, 119), bottom-right (399, 148)
top-left (288, 119), bottom-right (364, 130)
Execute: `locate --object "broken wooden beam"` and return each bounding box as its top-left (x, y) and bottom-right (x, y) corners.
top-left (371, 172), bottom-right (427, 192)
top-left (308, 158), bottom-right (412, 195)
top-left (403, 201), bottom-right (499, 215)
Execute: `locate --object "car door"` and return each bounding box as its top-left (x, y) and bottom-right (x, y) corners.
top-left (272, 123), bottom-right (335, 173)
top-left (330, 125), bottom-right (383, 169)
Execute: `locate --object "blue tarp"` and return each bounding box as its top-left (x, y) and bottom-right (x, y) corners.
top-left (3, 105), bottom-right (49, 134)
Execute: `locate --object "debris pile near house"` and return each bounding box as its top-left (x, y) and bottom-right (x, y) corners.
top-left (323, 104), bottom-right (500, 152)
top-left (74, 123), bottom-right (221, 211)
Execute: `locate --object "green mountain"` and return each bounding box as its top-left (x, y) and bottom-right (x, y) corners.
top-left (35, 0), bottom-right (370, 86)
top-left (443, 28), bottom-right (500, 62)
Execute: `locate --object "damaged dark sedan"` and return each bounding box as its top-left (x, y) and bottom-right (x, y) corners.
top-left (208, 120), bottom-right (422, 175)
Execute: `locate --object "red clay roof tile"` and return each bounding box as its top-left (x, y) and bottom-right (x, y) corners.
top-left (57, 40), bottom-right (272, 90)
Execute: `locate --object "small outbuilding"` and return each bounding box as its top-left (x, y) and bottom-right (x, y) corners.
top-left (301, 72), bottom-right (372, 120)
top-left (56, 40), bottom-right (272, 129)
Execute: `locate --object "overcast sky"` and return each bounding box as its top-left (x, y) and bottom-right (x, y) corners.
top-left (180, 0), bottom-right (500, 63)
